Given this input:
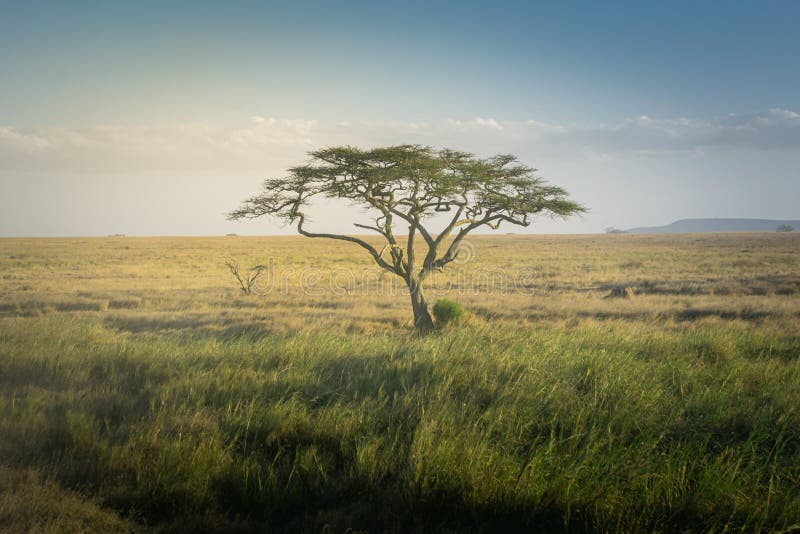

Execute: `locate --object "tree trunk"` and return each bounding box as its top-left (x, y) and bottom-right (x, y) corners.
top-left (408, 277), bottom-right (434, 332)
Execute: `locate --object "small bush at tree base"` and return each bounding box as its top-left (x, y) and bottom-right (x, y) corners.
top-left (433, 299), bottom-right (465, 326)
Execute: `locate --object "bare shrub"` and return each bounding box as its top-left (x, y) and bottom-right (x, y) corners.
top-left (225, 259), bottom-right (267, 295)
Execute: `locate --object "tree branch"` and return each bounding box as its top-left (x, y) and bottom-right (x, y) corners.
top-left (297, 214), bottom-right (397, 273)
top-left (420, 213), bottom-right (517, 277)
top-left (422, 204), bottom-right (466, 269)
top-left (353, 223), bottom-right (388, 236)
top-left (389, 207), bottom-right (435, 247)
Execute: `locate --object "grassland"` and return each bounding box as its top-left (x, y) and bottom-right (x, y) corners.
top-left (1, 233), bottom-right (799, 532)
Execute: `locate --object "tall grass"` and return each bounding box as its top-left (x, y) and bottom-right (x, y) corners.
top-left (1, 314), bottom-right (798, 531)
top-left (1, 234), bottom-right (799, 531)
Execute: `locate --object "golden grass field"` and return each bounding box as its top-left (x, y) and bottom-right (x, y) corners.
top-left (1, 232), bottom-right (799, 531)
top-left (3, 232), bottom-right (799, 333)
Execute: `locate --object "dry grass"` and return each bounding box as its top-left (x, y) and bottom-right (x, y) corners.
top-left (2, 232), bottom-right (798, 333)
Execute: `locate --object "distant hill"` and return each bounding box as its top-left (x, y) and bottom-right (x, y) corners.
top-left (626, 218), bottom-right (800, 234)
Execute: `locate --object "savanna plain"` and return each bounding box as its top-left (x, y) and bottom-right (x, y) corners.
top-left (1, 232), bottom-right (799, 532)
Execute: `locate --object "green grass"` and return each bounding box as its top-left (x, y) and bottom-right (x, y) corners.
top-left (1, 234), bottom-right (799, 531)
top-left (1, 314), bottom-right (799, 531)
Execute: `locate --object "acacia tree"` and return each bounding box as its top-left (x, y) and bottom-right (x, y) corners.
top-left (229, 145), bottom-right (585, 331)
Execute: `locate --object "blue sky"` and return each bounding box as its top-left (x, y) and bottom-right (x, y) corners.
top-left (1, 1), bottom-right (799, 236)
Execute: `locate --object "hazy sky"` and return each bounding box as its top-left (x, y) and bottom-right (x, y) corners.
top-left (1, 0), bottom-right (798, 236)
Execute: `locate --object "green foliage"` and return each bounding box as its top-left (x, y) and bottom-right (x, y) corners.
top-left (432, 298), bottom-right (465, 326)
top-left (1, 316), bottom-right (799, 531)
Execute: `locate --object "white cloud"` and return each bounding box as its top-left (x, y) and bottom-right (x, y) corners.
top-left (520, 109), bottom-right (800, 154)
top-left (0, 119), bottom-right (320, 172)
top-left (0, 109), bottom-right (797, 173)
top-left (474, 117), bottom-right (503, 129)
top-left (0, 127), bottom-right (56, 151)
top-left (447, 117), bottom-right (503, 130)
